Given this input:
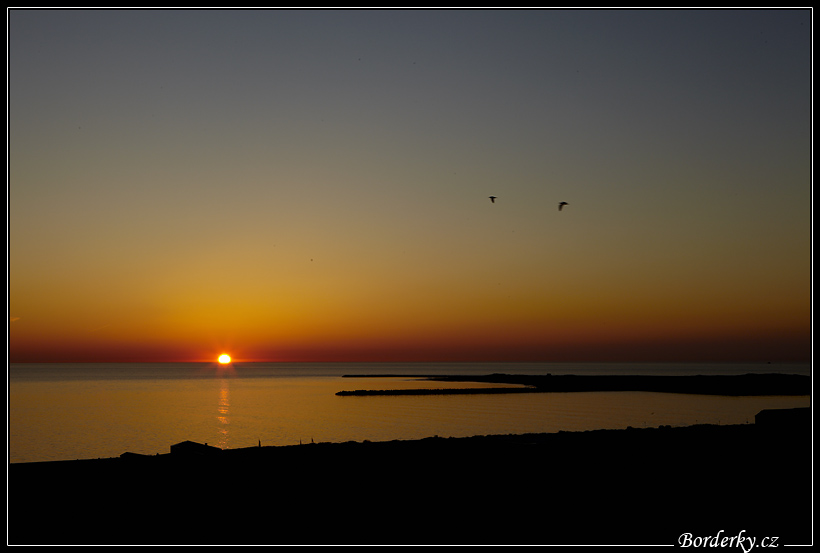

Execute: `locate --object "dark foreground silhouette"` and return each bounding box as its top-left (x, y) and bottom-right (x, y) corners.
top-left (9, 408), bottom-right (810, 546)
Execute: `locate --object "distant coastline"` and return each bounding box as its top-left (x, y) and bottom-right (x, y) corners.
top-left (337, 372), bottom-right (811, 396)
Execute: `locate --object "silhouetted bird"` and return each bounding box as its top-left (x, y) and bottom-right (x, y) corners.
top-left (558, 202), bottom-right (568, 211)
top-left (489, 196), bottom-right (497, 203)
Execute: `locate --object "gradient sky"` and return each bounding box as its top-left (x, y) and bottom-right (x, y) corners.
top-left (8, 9), bottom-right (812, 363)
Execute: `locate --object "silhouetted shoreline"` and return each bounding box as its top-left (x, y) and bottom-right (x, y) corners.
top-left (337, 372), bottom-right (811, 396)
top-left (9, 407), bottom-right (811, 546)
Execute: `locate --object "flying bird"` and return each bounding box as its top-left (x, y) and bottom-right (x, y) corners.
top-left (558, 202), bottom-right (568, 211)
top-left (489, 196), bottom-right (497, 203)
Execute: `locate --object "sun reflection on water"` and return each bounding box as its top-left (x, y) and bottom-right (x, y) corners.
top-left (216, 378), bottom-right (230, 450)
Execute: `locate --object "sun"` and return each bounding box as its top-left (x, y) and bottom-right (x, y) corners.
top-left (218, 354), bottom-right (232, 364)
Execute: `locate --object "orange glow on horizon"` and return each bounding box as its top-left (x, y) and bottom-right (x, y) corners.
top-left (6, 316), bottom-right (811, 364)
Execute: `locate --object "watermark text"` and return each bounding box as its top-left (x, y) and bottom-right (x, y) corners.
top-left (678, 530), bottom-right (778, 553)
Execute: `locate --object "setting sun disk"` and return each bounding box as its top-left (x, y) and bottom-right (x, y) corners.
top-left (218, 354), bottom-right (232, 364)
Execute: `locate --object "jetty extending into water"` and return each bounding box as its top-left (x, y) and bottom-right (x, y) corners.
top-left (336, 372), bottom-right (810, 396)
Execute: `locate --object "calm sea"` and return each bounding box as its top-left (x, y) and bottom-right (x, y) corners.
top-left (8, 362), bottom-right (811, 464)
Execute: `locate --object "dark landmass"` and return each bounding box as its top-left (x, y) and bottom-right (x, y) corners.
top-left (9, 408), bottom-right (811, 546)
top-left (337, 373), bottom-right (811, 396)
